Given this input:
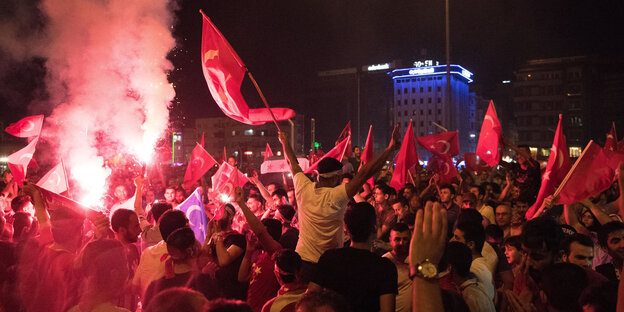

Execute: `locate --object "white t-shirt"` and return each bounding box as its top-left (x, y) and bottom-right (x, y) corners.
top-left (293, 172), bottom-right (350, 263)
top-left (471, 257), bottom-right (495, 300)
top-left (383, 252), bottom-right (412, 312)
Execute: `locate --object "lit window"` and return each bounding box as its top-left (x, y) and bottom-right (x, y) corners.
top-left (232, 130), bottom-right (237, 136)
top-left (244, 129), bottom-right (254, 136)
top-left (569, 147), bottom-right (581, 158)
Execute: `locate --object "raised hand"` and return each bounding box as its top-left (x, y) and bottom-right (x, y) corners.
top-left (410, 201), bottom-right (448, 267)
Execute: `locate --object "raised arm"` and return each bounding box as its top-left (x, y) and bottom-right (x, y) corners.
top-left (233, 187), bottom-right (281, 253)
top-left (279, 131), bottom-right (302, 175)
top-left (250, 173), bottom-right (274, 210)
top-left (346, 125), bottom-right (401, 198)
top-left (134, 176), bottom-right (145, 217)
top-left (564, 202), bottom-right (589, 235)
top-left (22, 182), bottom-right (52, 244)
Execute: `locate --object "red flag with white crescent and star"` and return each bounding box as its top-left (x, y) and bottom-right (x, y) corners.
top-left (390, 121), bottom-right (419, 190)
top-left (184, 143), bottom-right (217, 186)
top-left (36, 163), bottom-right (68, 194)
top-left (476, 101), bottom-right (502, 167)
top-left (264, 143), bottom-right (273, 162)
top-left (5, 115), bottom-right (44, 138)
top-left (8, 136), bottom-right (39, 186)
top-left (463, 153), bottom-right (491, 173)
top-left (558, 141), bottom-right (614, 205)
top-left (428, 155), bottom-right (457, 184)
top-left (526, 115), bottom-right (570, 219)
top-left (417, 131), bottom-right (460, 158)
top-left (200, 12), bottom-right (295, 125)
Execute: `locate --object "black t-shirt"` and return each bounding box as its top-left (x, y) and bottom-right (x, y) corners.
top-left (213, 232), bottom-right (248, 300)
top-left (279, 226), bottom-right (299, 250)
top-left (511, 160), bottom-right (541, 204)
top-left (312, 247), bottom-right (398, 312)
top-left (143, 271), bottom-right (192, 308)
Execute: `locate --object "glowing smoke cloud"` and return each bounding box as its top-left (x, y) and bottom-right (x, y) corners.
top-left (41, 0), bottom-right (176, 206)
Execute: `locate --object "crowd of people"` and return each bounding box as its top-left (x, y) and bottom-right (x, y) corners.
top-left (0, 125), bottom-right (623, 312)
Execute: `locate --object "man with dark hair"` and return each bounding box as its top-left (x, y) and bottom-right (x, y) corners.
top-left (276, 204), bottom-right (299, 250)
top-left (445, 242), bottom-right (496, 312)
top-left (382, 222), bottom-right (412, 312)
top-left (374, 184), bottom-right (396, 244)
top-left (450, 221), bottom-right (494, 300)
top-left (469, 184), bottom-right (495, 225)
top-left (296, 289), bottom-right (350, 312)
top-left (279, 126), bottom-right (400, 283)
top-left (246, 193), bottom-right (266, 218)
top-left (310, 202), bottom-right (397, 312)
top-left (539, 263), bottom-right (588, 312)
top-left (110, 208), bottom-right (142, 293)
top-left (561, 233), bottom-right (595, 269)
top-left (272, 189), bottom-right (289, 207)
top-left (391, 197), bottom-right (410, 225)
top-left (349, 146), bottom-right (362, 172)
top-left (439, 184), bottom-right (460, 229)
top-left (505, 145), bottom-right (541, 204)
top-left (261, 249), bottom-right (307, 312)
top-left (133, 210), bottom-right (189, 295)
top-left (596, 221), bottom-right (624, 281)
top-left (163, 186), bottom-right (176, 205)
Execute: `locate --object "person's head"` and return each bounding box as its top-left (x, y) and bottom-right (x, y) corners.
top-left (276, 204), bottom-right (295, 224)
top-left (204, 298), bottom-right (252, 312)
top-left (261, 218), bottom-right (282, 242)
top-left (469, 184), bottom-right (485, 203)
top-left (296, 289), bottom-right (350, 312)
top-left (521, 216), bottom-right (564, 272)
top-left (439, 184), bottom-right (455, 204)
top-left (114, 184), bottom-right (129, 202)
top-left (175, 188), bottom-right (186, 203)
top-left (145, 189), bottom-right (156, 204)
top-left (12, 211), bottom-right (34, 242)
top-left (272, 189), bottom-right (289, 207)
top-left (389, 222), bottom-right (410, 258)
top-left (353, 146), bottom-right (361, 158)
top-left (227, 156), bottom-right (237, 167)
top-left (391, 197), bottom-right (409, 219)
top-left (144, 287), bottom-right (207, 312)
top-left (579, 281), bottom-right (618, 312)
top-left (451, 222), bottom-right (485, 255)
top-left (516, 144), bottom-right (532, 166)
top-left (286, 189), bottom-right (296, 206)
top-left (409, 193), bottom-right (422, 211)
top-left (344, 202), bottom-right (377, 243)
top-left (11, 195), bottom-right (33, 216)
top-left (77, 239), bottom-right (129, 299)
top-left (166, 227), bottom-right (199, 262)
top-left (151, 202), bottom-right (173, 224)
top-left (110, 208), bottom-right (141, 244)
top-left (445, 241), bottom-right (473, 279)
top-left (539, 263), bottom-right (588, 312)
top-left (504, 236), bottom-right (524, 266)
top-left (561, 233), bottom-right (594, 269)
top-left (373, 184), bottom-right (391, 205)
top-left (266, 183), bottom-right (280, 196)
top-left (461, 192), bottom-right (477, 210)
top-left (316, 157), bottom-right (343, 187)
top-left (159, 210), bottom-right (189, 243)
top-left (485, 224), bottom-right (504, 247)
top-left (164, 187), bottom-right (176, 204)
top-left (456, 209), bottom-right (484, 227)
top-left (217, 204), bottom-right (236, 230)
top-left (495, 205), bottom-right (511, 227)
top-left (246, 193), bottom-right (265, 215)
top-left (598, 221), bottom-right (624, 261)
top-left (49, 208), bottom-right (84, 252)
top-left (580, 209), bottom-right (597, 229)
top-left (273, 249), bottom-right (302, 285)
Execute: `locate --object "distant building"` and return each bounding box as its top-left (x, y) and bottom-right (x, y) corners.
top-left (389, 63), bottom-right (477, 156)
top-left (512, 56), bottom-right (624, 159)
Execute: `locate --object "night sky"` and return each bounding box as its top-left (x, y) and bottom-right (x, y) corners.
top-left (2, 0), bottom-right (624, 126)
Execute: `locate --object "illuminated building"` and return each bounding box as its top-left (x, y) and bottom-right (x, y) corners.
top-left (389, 63), bottom-right (477, 155)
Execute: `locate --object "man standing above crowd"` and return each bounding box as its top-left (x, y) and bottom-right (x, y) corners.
top-left (279, 125), bottom-right (400, 282)
top-left (504, 145), bottom-right (541, 204)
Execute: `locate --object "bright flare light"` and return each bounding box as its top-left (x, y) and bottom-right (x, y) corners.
top-left (219, 193), bottom-right (231, 203)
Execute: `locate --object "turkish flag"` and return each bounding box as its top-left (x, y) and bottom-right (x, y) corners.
top-left (200, 132), bottom-right (205, 148)
top-left (264, 143), bottom-right (273, 162)
top-left (201, 12), bottom-right (295, 125)
top-left (604, 122), bottom-right (617, 152)
top-left (417, 131), bottom-right (460, 158)
top-left (463, 153), bottom-right (491, 173)
top-left (37, 163), bottom-right (69, 194)
top-left (8, 137), bottom-right (39, 186)
top-left (305, 135), bottom-right (351, 174)
top-left (390, 122), bottom-right (419, 190)
top-left (428, 155), bottom-right (457, 184)
top-left (211, 162), bottom-right (249, 217)
top-left (476, 101), bottom-right (502, 167)
top-left (557, 141), bottom-right (615, 205)
top-left (184, 143), bottom-right (218, 186)
top-left (337, 121), bottom-right (352, 158)
top-left (526, 115), bottom-right (571, 219)
top-left (5, 115), bottom-right (44, 138)
top-left (360, 125), bottom-right (374, 188)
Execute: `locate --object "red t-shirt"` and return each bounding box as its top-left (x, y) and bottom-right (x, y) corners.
top-left (247, 250), bottom-right (280, 312)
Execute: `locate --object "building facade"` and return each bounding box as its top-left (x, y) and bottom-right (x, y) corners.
top-left (389, 64), bottom-right (477, 156)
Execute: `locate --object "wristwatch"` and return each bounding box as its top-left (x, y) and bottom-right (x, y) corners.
top-left (409, 259), bottom-right (438, 281)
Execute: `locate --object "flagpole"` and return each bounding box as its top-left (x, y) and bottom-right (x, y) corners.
top-left (432, 122), bottom-right (448, 132)
top-left (246, 70), bottom-right (282, 132)
top-left (552, 140), bottom-right (593, 199)
top-left (60, 157), bottom-right (72, 199)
